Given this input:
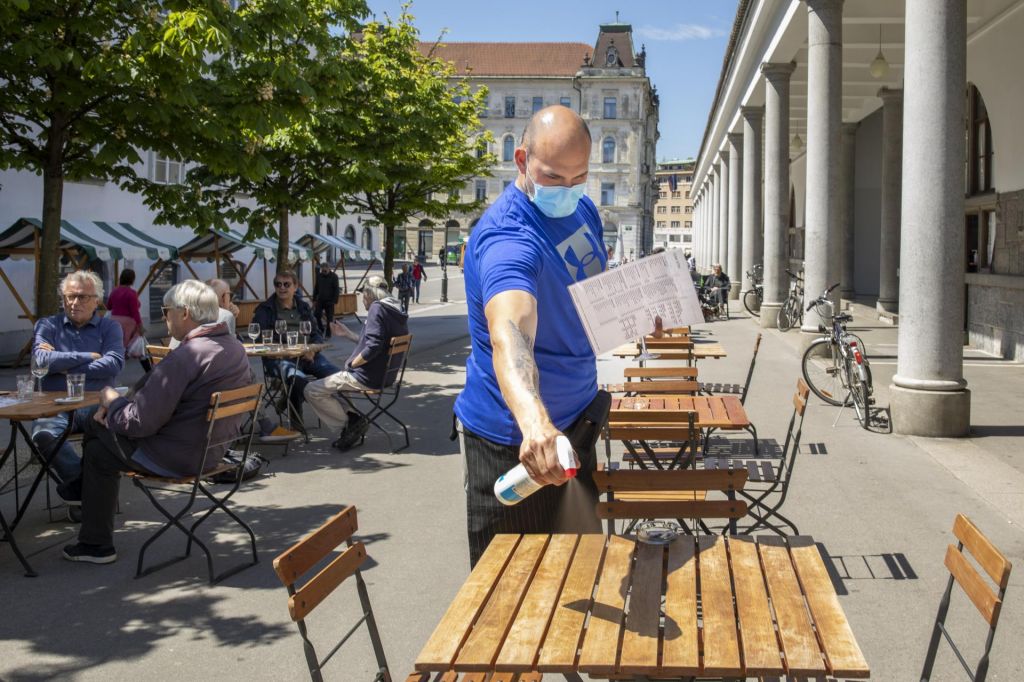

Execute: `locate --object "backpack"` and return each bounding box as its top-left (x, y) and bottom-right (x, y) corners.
top-left (396, 273), bottom-right (413, 293)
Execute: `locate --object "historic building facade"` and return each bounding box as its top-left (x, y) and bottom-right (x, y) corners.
top-left (690, 0), bottom-right (1024, 437)
top-left (652, 159), bottom-right (695, 253)
top-left (410, 22), bottom-right (660, 261)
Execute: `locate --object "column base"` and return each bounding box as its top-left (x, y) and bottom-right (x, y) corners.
top-left (759, 303), bottom-right (780, 329)
top-left (729, 283), bottom-right (741, 300)
top-left (799, 329), bottom-right (827, 355)
top-left (890, 384), bottom-right (971, 437)
top-left (877, 299), bottom-right (899, 315)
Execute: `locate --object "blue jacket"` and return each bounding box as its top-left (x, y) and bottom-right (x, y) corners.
top-left (33, 313), bottom-right (125, 391)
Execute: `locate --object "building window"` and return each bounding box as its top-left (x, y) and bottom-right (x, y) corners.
top-left (361, 227), bottom-right (373, 250)
top-left (600, 182), bottom-right (615, 206)
top-left (670, 221), bottom-right (680, 228)
top-left (658, 191), bottom-right (667, 199)
top-left (560, 96), bottom-right (572, 108)
top-left (476, 139), bottom-right (487, 159)
top-left (683, 175), bottom-right (692, 183)
top-left (656, 206), bottom-right (666, 214)
top-left (669, 235), bottom-right (681, 243)
top-left (504, 96), bottom-right (516, 118)
top-left (502, 135), bottom-right (515, 162)
top-left (671, 191), bottom-right (681, 198)
top-left (153, 154), bottom-right (182, 185)
top-left (684, 221), bottom-right (692, 228)
top-left (603, 97), bottom-right (617, 119)
top-left (967, 85), bottom-right (993, 195)
top-left (532, 96), bottom-right (543, 113)
top-left (684, 206), bottom-right (693, 213)
top-left (684, 190), bottom-right (690, 198)
top-left (670, 206), bottom-right (681, 214)
top-left (656, 221), bottom-right (666, 228)
top-left (683, 234), bottom-right (692, 243)
top-left (475, 179), bottom-right (487, 202)
top-left (480, 96), bottom-right (489, 117)
top-left (344, 225), bottom-right (356, 242)
top-left (602, 137), bottom-right (616, 164)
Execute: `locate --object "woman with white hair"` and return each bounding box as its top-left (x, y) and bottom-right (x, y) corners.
top-left (62, 280), bottom-right (251, 565)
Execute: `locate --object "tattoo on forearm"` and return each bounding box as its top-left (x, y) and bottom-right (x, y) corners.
top-left (506, 320), bottom-right (540, 401)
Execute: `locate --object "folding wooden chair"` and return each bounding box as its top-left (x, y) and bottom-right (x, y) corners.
top-left (592, 463), bottom-right (748, 537)
top-left (703, 377), bottom-right (809, 536)
top-left (700, 332), bottom-right (761, 404)
top-left (338, 334), bottom-right (412, 453)
top-left (145, 344), bottom-right (172, 366)
top-left (125, 383), bottom-right (263, 584)
top-left (274, 506), bottom-right (391, 682)
top-left (920, 513), bottom-right (1013, 682)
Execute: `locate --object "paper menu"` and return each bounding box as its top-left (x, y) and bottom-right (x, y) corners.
top-left (567, 250), bottom-right (705, 356)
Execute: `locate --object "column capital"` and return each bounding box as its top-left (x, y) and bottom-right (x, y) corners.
top-left (740, 105), bottom-right (765, 121)
top-left (877, 86), bottom-right (903, 104)
top-left (727, 132), bottom-right (744, 152)
top-left (761, 61), bottom-right (796, 80)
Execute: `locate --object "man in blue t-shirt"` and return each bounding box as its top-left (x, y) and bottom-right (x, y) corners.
top-left (455, 105), bottom-right (607, 566)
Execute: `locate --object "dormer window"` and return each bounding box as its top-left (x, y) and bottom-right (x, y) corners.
top-left (605, 45), bottom-right (619, 67)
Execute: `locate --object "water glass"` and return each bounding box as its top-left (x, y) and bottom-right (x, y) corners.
top-left (261, 330), bottom-right (273, 347)
top-left (66, 373), bottom-right (86, 400)
top-left (16, 374), bottom-right (33, 400)
top-left (286, 331), bottom-right (299, 348)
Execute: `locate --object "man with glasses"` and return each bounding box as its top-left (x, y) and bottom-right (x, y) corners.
top-left (31, 271), bottom-right (125, 517)
top-left (253, 270), bottom-right (339, 428)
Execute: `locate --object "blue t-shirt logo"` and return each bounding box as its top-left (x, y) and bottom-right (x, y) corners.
top-left (556, 224), bottom-right (604, 281)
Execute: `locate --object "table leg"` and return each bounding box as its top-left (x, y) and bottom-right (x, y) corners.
top-left (0, 505), bottom-right (36, 577)
top-left (0, 426), bottom-right (20, 511)
top-left (11, 416), bottom-right (73, 529)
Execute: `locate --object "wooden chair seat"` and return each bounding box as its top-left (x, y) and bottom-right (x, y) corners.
top-left (405, 673), bottom-right (542, 681)
top-left (615, 490), bottom-right (706, 502)
top-left (124, 460), bottom-right (237, 486)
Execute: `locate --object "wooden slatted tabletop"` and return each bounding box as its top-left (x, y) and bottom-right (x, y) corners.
top-left (611, 343), bottom-right (727, 360)
top-left (610, 396), bottom-right (751, 430)
top-left (0, 391), bottom-right (102, 422)
top-left (414, 534), bottom-right (869, 680)
top-left (602, 380), bottom-right (700, 395)
top-left (243, 343), bottom-right (328, 359)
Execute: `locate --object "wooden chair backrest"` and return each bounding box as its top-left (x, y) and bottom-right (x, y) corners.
top-left (380, 334), bottom-right (412, 389)
top-left (643, 338), bottom-right (694, 350)
top-left (945, 513), bottom-right (1012, 626)
top-left (146, 345), bottom-right (172, 365)
top-left (622, 380), bottom-right (700, 395)
top-left (273, 506), bottom-right (368, 622)
top-left (793, 378), bottom-right (810, 416)
top-left (624, 366), bottom-right (699, 380)
top-left (593, 464), bottom-right (747, 520)
top-left (206, 383), bottom-right (263, 423)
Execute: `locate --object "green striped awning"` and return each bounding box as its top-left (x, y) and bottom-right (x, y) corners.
top-left (0, 218), bottom-right (181, 261)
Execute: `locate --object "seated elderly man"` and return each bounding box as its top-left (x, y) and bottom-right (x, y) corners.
top-left (32, 271), bottom-right (125, 510)
top-left (168, 278), bottom-right (238, 349)
top-left (62, 280), bottom-right (250, 564)
top-left (253, 269), bottom-right (340, 428)
top-left (304, 275), bottom-right (409, 451)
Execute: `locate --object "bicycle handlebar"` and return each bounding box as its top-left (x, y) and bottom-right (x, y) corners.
top-left (806, 283), bottom-right (841, 311)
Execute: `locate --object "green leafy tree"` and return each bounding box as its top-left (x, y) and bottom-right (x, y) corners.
top-left (0, 0), bottom-right (230, 316)
top-left (132, 0), bottom-right (369, 271)
top-left (339, 9), bottom-right (494, 283)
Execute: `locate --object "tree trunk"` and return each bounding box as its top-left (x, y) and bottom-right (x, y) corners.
top-left (382, 223), bottom-right (395, 286)
top-left (37, 122), bottom-right (66, 318)
top-left (277, 206), bottom-right (290, 273)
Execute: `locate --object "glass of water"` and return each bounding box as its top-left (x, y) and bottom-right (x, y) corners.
top-left (66, 373), bottom-right (86, 401)
top-left (261, 330), bottom-right (273, 347)
top-left (299, 320), bottom-right (312, 347)
top-left (31, 354), bottom-right (50, 394)
top-left (286, 331), bottom-right (299, 348)
top-left (248, 322), bottom-right (260, 345)
top-left (16, 374), bottom-right (33, 400)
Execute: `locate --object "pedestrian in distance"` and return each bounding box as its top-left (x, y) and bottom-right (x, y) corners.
top-left (394, 264), bottom-right (414, 314)
top-left (411, 260), bottom-right (427, 304)
top-left (313, 261), bottom-right (340, 337)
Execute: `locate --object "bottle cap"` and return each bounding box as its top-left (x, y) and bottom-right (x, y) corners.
top-left (556, 435), bottom-right (578, 479)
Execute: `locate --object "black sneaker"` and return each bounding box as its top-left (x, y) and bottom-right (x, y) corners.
top-left (62, 543), bottom-right (117, 564)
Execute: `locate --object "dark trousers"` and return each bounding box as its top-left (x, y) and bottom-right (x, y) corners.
top-left (78, 426), bottom-right (145, 548)
top-left (314, 300), bottom-right (335, 336)
top-left (463, 420), bottom-right (601, 568)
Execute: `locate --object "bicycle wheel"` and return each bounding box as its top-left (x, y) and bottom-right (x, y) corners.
top-left (777, 298), bottom-right (794, 331)
top-left (801, 339), bottom-right (850, 406)
top-left (743, 289), bottom-right (761, 318)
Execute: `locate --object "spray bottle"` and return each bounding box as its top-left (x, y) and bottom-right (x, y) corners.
top-left (494, 435), bottom-right (578, 506)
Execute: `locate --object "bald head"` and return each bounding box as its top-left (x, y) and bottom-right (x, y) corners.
top-left (205, 278), bottom-right (232, 311)
top-left (521, 105), bottom-right (591, 155)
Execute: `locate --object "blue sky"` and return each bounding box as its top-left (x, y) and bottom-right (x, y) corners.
top-left (365, 0), bottom-right (738, 161)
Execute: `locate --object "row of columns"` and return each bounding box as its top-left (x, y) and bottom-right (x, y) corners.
top-left (689, 0), bottom-right (970, 437)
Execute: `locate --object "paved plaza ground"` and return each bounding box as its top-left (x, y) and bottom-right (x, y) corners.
top-left (1, 267), bottom-right (1022, 680)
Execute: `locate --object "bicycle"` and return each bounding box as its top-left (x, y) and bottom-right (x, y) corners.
top-left (776, 268), bottom-right (804, 332)
top-left (741, 264), bottom-right (763, 318)
top-left (800, 283), bottom-right (874, 429)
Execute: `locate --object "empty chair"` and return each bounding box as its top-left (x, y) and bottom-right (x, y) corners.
top-left (700, 332), bottom-right (761, 404)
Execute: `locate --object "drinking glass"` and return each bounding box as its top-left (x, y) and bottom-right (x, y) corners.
top-left (30, 354), bottom-right (49, 394)
top-left (261, 330), bottom-right (273, 347)
top-left (66, 373), bottom-right (86, 401)
top-left (275, 319), bottom-right (288, 345)
top-left (16, 374), bottom-right (33, 400)
top-left (248, 322), bottom-right (260, 345)
top-left (299, 320), bottom-right (312, 347)
top-left (286, 331), bottom-right (299, 348)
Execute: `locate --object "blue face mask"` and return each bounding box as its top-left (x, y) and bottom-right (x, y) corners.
top-left (526, 157), bottom-right (586, 219)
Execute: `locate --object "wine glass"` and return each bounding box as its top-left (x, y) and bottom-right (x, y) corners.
top-left (31, 353), bottom-right (50, 394)
top-left (299, 320), bottom-right (312, 348)
top-left (247, 322), bottom-right (260, 346)
top-left (275, 319), bottom-right (288, 346)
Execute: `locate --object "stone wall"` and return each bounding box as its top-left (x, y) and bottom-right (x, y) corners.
top-left (993, 189), bottom-right (1024, 276)
top-left (967, 272), bottom-right (1024, 360)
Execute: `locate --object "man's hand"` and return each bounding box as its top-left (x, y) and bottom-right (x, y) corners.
top-left (653, 315), bottom-right (664, 338)
top-left (93, 406), bottom-right (108, 426)
top-left (330, 320), bottom-right (358, 342)
top-left (89, 352), bottom-right (101, 360)
top-left (300, 351), bottom-right (316, 362)
top-left (37, 342), bottom-right (55, 352)
top-left (99, 386), bottom-right (120, 407)
top-left (519, 423), bottom-right (569, 486)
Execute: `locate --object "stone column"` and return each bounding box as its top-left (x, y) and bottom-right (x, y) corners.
top-left (891, 0), bottom-right (970, 436)
top-left (710, 165), bottom-right (721, 266)
top-left (726, 133), bottom-right (744, 299)
top-left (839, 122), bottom-right (857, 300)
top-left (800, 0), bottom-right (844, 341)
top-left (741, 106), bottom-right (764, 296)
top-left (759, 61), bottom-right (796, 328)
top-left (718, 153), bottom-right (730, 268)
top-left (877, 87), bottom-right (903, 316)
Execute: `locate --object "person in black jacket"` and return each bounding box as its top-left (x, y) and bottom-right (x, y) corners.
top-left (253, 270), bottom-right (340, 428)
top-left (312, 261), bottom-right (341, 337)
top-left (304, 275), bottom-right (409, 451)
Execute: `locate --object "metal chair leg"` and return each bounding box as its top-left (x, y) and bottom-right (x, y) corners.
top-left (0, 509), bottom-right (36, 577)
